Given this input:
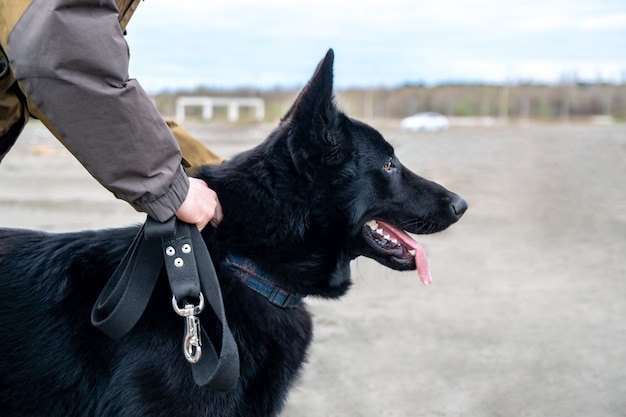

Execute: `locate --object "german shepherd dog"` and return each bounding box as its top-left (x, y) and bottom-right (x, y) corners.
top-left (0, 50), bottom-right (466, 416)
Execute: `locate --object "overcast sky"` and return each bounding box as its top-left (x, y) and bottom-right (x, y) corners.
top-left (125, 0), bottom-right (626, 92)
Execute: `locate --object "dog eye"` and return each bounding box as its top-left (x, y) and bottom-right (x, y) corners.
top-left (383, 160), bottom-right (394, 171)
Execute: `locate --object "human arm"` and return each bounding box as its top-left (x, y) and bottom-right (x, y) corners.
top-left (7, 0), bottom-right (191, 222)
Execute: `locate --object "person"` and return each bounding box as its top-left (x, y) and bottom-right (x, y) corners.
top-left (0, 0), bottom-right (222, 230)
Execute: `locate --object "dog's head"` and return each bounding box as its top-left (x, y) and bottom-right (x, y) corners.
top-left (198, 49), bottom-right (466, 298)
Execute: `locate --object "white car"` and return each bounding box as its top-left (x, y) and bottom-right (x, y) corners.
top-left (400, 112), bottom-right (449, 132)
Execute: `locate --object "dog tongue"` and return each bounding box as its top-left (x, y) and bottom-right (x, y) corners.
top-left (378, 221), bottom-right (432, 285)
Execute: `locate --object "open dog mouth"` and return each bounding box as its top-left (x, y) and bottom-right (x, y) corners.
top-left (363, 220), bottom-right (432, 285)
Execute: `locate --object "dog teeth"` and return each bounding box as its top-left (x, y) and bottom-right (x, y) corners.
top-left (408, 249), bottom-right (416, 256)
top-left (366, 220), bottom-right (379, 230)
top-left (366, 221), bottom-right (401, 246)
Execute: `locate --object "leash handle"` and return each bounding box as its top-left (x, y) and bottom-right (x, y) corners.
top-left (91, 222), bottom-right (162, 339)
top-left (153, 217), bottom-right (239, 389)
top-left (92, 216), bottom-right (240, 390)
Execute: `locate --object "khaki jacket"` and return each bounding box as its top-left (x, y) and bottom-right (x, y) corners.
top-left (0, 0), bottom-right (220, 221)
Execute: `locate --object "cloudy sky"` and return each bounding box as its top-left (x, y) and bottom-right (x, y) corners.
top-left (125, 0), bottom-right (626, 92)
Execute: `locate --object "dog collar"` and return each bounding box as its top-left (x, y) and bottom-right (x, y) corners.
top-left (221, 254), bottom-right (303, 308)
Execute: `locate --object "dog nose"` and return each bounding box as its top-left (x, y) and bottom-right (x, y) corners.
top-left (450, 195), bottom-right (468, 219)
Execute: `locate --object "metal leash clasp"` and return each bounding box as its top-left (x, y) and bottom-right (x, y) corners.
top-left (171, 293), bottom-right (205, 364)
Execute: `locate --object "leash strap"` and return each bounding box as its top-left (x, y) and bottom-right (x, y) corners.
top-left (159, 218), bottom-right (240, 389)
top-left (90, 222), bottom-right (162, 339)
top-left (91, 216), bottom-right (239, 390)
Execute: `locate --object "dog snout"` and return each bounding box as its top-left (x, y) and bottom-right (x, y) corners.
top-left (450, 195), bottom-right (468, 219)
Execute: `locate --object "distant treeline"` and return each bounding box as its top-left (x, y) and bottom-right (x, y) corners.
top-left (152, 82), bottom-right (626, 122)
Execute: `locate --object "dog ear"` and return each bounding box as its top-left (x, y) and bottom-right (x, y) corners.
top-left (283, 49), bottom-right (335, 122)
top-left (285, 49), bottom-right (348, 169)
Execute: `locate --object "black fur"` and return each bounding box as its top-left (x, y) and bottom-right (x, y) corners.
top-left (0, 49), bottom-right (466, 417)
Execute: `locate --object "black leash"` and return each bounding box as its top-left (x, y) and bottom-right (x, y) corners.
top-left (91, 216), bottom-right (239, 390)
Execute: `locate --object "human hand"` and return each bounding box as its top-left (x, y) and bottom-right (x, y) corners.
top-left (175, 178), bottom-right (223, 231)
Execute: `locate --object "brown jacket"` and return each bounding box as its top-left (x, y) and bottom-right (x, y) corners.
top-left (0, 0), bottom-right (218, 222)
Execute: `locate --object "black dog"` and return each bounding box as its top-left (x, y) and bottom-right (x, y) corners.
top-left (0, 50), bottom-right (466, 417)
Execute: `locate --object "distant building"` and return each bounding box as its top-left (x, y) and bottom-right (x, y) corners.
top-left (175, 96), bottom-right (265, 122)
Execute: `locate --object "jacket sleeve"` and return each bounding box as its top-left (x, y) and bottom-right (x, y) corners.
top-left (7, 0), bottom-right (189, 222)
